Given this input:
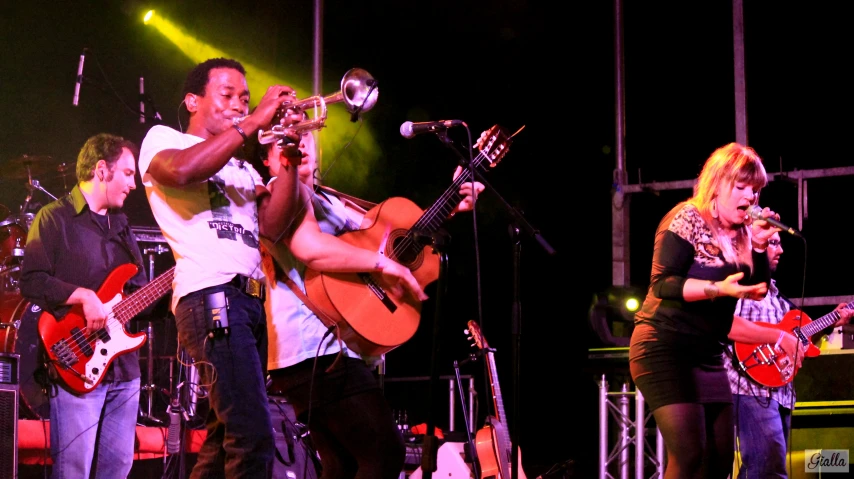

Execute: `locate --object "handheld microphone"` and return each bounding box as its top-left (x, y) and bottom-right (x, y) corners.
top-left (399, 119), bottom-right (464, 139)
top-left (72, 49), bottom-right (87, 106)
top-left (748, 205), bottom-right (802, 238)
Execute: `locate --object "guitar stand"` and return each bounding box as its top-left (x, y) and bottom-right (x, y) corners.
top-left (452, 351), bottom-right (489, 479)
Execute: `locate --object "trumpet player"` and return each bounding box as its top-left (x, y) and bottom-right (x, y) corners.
top-left (138, 57), bottom-right (307, 478)
top-left (257, 122), bottom-right (482, 478)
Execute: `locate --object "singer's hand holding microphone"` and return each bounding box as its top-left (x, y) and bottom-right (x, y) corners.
top-left (748, 205), bottom-right (803, 242)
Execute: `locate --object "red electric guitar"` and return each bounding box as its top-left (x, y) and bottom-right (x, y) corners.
top-left (733, 301), bottom-right (853, 388)
top-left (303, 125), bottom-right (513, 357)
top-left (466, 320), bottom-right (527, 479)
top-left (38, 263), bottom-right (175, 394)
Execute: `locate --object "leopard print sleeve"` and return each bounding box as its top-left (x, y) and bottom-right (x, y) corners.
top-left (668, 204), bottom-right (725, 268)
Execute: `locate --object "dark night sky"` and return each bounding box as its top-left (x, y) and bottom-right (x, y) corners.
top-left (1, 1), bottom-right (852, 476)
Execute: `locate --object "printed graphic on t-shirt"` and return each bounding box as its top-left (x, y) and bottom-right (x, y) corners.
top-left (208, 175), bottom-right (259, 248)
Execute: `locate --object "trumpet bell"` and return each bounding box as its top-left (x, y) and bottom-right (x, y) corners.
top-left (258, 67), bottom-right (379, 144)
top-left (339, 67), bottom-right (378, 115)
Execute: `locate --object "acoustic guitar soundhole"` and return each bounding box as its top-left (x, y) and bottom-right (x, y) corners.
top-left (388, 230), bottom-right (424, 270)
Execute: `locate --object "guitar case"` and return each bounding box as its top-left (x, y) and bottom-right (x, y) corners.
top-left (269, 394), bottom-right (321, 479)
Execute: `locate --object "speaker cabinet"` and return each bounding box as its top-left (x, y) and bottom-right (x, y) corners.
top-left (0, 352), bottom-right (20, 479)
top-left (269, 395), bottom-right (320, 479)
top-left (792, 350), bottom-right (854, 456)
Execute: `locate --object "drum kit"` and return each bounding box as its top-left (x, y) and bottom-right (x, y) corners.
top-left (1, 154), bottom-right (75, 419)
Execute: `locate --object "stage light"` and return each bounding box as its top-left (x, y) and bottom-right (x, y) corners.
top-left (587, 286), bottom-right (643, 347)
top-left (143, 10), bottom-right (155, 25)
top-left (624, 296), bottom-right (640, 314)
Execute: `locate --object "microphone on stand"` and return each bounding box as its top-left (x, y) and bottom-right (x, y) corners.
top-left (72, 49), bottom-right (87, 106)
top-left (139, 77), bottom-right (146, 123)
top-left (399, 119), bottom-right (464, 139)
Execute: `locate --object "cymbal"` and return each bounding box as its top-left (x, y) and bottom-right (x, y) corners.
top-left (56, 162), bottom-right (76, 175)
top-left (2, 155), bottom-right (57, 180)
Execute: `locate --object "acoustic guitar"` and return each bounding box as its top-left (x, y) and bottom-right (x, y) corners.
top-left (38, 263), bottom-right (174, 394)
top-left (733, 301), bottom-right (853, 388)
top-left (303, 125), bottom-right (512, 356)
top-left (466, 320), bottom-right (526, 479)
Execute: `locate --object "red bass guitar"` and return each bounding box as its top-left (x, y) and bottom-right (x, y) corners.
top-left (38, 263), bottom-right (174, 394)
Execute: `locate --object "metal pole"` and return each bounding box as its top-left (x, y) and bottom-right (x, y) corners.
top-left (448, 378), bottom-right (455, 432)
top-left (599, 375), bottom-right (608, 479)
top-left (312, 0), bottom-right (324, 181)
top-left (635, 387), bottom-right (645, 479)
top-left (619, 383), bottom-right (630, 479)
top-left (468, 376), bottom-right (475, 434)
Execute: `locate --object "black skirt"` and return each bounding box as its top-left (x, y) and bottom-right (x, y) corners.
top-left (629, 323), bottom-right (732, 411)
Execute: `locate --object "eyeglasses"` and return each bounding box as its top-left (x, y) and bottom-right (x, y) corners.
top-left (768, 239), bottom-right (782, 247)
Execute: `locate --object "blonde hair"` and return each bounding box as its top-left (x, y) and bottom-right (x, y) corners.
top-left (688, 142), bottom-right (768, 266)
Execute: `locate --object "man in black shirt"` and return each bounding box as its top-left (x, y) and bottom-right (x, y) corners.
top-left (20, 133), bottom-right (148, 478)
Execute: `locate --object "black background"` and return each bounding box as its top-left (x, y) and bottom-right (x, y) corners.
top-left (1, 1), bottom-right (852, 476)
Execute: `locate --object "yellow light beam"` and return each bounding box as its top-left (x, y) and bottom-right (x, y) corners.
top-left (145, 13), bottom-right (379, 193)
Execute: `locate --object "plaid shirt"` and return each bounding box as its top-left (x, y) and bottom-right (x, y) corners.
top-left (725, 279), bottom-right (796, 409)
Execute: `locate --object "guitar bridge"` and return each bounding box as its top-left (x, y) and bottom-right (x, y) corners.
top-left (739, 343), bottom-right (794, 382)
top-left (357, 272), bottom-right (398, 313)
top-left (51, 340), bottom-right (79, 368)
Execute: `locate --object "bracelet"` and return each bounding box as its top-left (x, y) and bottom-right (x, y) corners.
top-left (232, 124), bottom-right (248, 142)
top-left (704, 280), bottom-right (719, 300)
top-left (773, 331), bottom-right (785, 350)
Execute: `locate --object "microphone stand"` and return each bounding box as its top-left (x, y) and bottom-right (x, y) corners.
top-left (140, 244), bottom-right (170, 426)
top-left (415, 229), bottom-right (450, 479)
top-left (434, 129), bottom-right (556, 479)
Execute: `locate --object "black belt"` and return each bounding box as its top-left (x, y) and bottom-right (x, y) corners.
top-left (229, 274), bottom-right (266, 301)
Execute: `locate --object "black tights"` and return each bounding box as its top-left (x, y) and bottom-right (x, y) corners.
top-left (653, 402), bottom-right (734, 479)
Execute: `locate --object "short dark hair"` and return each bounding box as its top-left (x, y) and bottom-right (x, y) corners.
top-left (182, 58), bottom-right (246, 97)
top-left (76, 133), bottom-right (139, 182)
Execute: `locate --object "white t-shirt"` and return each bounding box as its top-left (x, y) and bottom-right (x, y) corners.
top-left (262, 183), bottom-right (361, 370)
top-left (138, 125), bottom-right (265, 311)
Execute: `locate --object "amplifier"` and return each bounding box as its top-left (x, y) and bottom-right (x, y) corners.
top-left (131, 225), bottom-right (167, 244)
top-left (0, 353), bottom-right (19, 479)
top-left (794, 349), bottom-right (854, 404)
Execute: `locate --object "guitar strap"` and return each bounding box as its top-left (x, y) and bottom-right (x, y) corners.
top-left (282, 277), bottom-right (345, 373)
top-left (315, 185), bottom-right (376, 211)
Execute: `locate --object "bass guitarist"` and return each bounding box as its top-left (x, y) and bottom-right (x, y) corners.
top-left (19, 133), bottom-right (148, 479)
top-left (725, 230), bottom-right (853, 479)
top-left (259, 125), bottom-right (485, 479)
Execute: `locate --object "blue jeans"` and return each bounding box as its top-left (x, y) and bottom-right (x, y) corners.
top-left (49, 377), bottom-right (140, 479)
top-left (175, 283), bottom-right (274, 479)
top-left (733, 394), bottom-right (791, 479)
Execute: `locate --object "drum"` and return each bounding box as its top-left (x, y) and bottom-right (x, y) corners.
top-left (17, 212), bottom-right (34, 230)
top-left (0, 292), bottom-right (49, 419)
top-left (1, 216), bottom-right (27, 265)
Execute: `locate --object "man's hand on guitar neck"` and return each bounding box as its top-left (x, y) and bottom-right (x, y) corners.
top-left (450, 165), bottom-right (485, 216)
top-left (832, 303), bottom-right (854, 327)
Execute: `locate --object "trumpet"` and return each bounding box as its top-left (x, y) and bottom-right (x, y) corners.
top-left (257, 68), bottom-right (379, 145)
